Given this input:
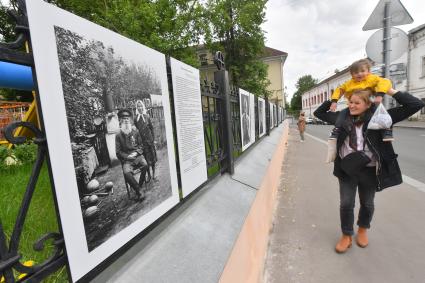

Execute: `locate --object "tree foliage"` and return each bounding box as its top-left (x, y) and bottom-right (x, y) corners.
top-left (1, 0), bottom-right (270, 99)
top-left (290, 75), bottom-right (317, 111)
top-left (51, 0), bottom-right (206, 67)
top-left (203, 0), bottom-right (270, 96)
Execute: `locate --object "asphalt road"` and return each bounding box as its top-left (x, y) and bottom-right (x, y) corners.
top-left (305, 123), bottom-right (425, 186)
top-left (264, 125), bottom-right (425, 283)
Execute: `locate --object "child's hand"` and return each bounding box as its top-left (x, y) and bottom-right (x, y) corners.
top-left (387, 88), bottom-right (397, 96)
top-left (374, 95), bottom-right (383, 105)
top-left (330, 102), bottom-right (337, 112)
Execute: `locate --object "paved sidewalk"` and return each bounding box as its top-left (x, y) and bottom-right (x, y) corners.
top-left (264, 126), bottom-right (425, 283)
top-left (394, 120), bottom-right (425, 128)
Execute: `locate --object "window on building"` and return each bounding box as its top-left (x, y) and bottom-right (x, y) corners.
top-left (422, 99), bottom-right (425, 114)
top-left (422, 56), bottom-right (425, 77)
top-left (199, 54), bottom-right (208, 66)
top-left (325, 91), bottom-right (328, 101)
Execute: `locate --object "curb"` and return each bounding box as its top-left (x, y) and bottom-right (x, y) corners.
top-left (219, 121), bottom-right (290, 283)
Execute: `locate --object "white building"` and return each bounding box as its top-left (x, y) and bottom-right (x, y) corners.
top-left (407, 23), bottom-right (425, 120)
top-left (302, 67), bottom-right (351, 118)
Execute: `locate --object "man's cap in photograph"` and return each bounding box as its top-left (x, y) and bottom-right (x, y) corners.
top-left (118, 109), bottom-right (132, 119)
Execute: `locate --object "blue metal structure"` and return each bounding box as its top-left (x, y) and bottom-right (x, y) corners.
top-left (0, 61), bottom-right (34, 91)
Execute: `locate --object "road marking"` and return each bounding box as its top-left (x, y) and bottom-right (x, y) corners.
top-left (402, 175), bottom-right (425, 193)
top-left (305, 132), bottom-right (425, 193)
top-left (305, 133), bottom-right (327, 145)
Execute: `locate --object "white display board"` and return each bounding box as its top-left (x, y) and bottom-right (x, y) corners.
top-left (240, 89), bottom-right (254, 151)
top-left (26, 0), bottom-right (180, 281)
top-left (269, 102), bottom-right (274, 129)
top-left (170, 58), bottom-right (207, 198)
top-left (258, 97), bottom-right (266, 137)
top-left (249, 93), bottom-right (256, 143)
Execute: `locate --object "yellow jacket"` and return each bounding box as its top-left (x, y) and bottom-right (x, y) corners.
top-left (331, 74), bottom-right (392, 101)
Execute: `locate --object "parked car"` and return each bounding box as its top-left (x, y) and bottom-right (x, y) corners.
top-left (305, 117), bottom-right (314, 124)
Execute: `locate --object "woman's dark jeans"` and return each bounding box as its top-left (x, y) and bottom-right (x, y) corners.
top-left (338, 166), bottom-right (377, 235)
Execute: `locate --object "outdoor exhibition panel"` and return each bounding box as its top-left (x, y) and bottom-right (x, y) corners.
top-left (170, 57), bottom-right (208, 198)
top-left (258, 97), bottom-right (266, 138)
top-left (239, 88), bottom-right (254, 151)
top-left (249, 92), bottom-right (255, 144)
top-left (26, 0), bottom-right (179, 281)
top-left (269, 102), bottom-right (274, 129)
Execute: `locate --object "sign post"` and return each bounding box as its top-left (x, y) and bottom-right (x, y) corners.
top-left (363, 0), bottom-right (413, 107)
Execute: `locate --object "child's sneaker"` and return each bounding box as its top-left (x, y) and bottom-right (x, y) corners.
top-left (329, 127), bottom-right (340, 140)
top-left (382, 129), bottom-right (394, 142)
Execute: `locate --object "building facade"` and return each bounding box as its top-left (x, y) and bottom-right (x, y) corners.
top-left (408, 23), bottom-right (425, 120)
top-left (196, 46), bottom-right (288, 107)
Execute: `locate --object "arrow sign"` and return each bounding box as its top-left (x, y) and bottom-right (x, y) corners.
top-left (363, 0), bottom-right (413, 31)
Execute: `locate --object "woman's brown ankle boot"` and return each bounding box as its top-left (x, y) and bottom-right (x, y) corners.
top-left (335, 235), bottom-right (352, 253)
top-left (356, 227), bottom-right (368, 248)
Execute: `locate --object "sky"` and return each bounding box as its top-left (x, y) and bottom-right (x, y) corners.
top-left (263, 0), bottom-right (425, 102)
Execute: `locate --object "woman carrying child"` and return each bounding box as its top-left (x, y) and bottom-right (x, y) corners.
top-left (314, 88), bottom-right (424, 253)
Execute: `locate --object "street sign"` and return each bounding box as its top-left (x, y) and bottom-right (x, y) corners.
top-left (365, 27), bottom-right (408, 63)
top-left (363, 0), bottom-right (413, 31)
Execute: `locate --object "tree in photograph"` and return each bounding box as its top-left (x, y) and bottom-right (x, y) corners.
top-left (204, 0), bottom-right (270, 97)
top-left (290, 75), bottom-right (317, 111)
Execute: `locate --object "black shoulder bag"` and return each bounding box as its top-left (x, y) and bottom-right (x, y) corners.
top-left (340, 131), bottom-right (371, 175)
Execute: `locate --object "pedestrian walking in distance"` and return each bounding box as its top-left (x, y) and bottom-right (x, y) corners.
top-left (297, 112), bottom-right (306, 142)
top-left (314, 88), bottom-right (424, 253)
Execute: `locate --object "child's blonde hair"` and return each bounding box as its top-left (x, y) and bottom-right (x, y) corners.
top-left (349, 59), bottom-right (372, 74)
top-left (350, 88), bottom-right (373, 105)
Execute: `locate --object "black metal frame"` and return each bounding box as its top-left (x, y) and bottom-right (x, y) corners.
top-left (0, 1), bottom-right (67, 282)
top-left (200, 79), bottom-right (226, 176)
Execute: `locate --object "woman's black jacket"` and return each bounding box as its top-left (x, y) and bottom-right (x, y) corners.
top-left (314, 91), bottom-right (425, 191)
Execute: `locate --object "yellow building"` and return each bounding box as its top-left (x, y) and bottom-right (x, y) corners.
top-left (196, 46), bottom-right (288, 107)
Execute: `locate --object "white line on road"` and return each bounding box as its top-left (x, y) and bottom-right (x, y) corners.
top-left (305, 132), bottom-right (425, 193)
top-left (402, 175), bottom-right (425, 193)
top-left (305, 133), bottom-right (327, 145)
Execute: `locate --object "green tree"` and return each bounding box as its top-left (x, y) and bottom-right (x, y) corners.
top-left (204, 0), bottom-right (270, 96)
top-left (0, 2), bottom-right (16, 43)
top-left (51, 0), bottom-right (206, 67)
top-left (290, 75), bottom-right (317, 111)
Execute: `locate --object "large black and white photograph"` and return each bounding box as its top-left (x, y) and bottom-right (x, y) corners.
top-left (258, 97), bottom-right (266, 137)
top-left (240, 89), bottom-right (253, 151)
top-left (26, 1), bottom-right (179, 281)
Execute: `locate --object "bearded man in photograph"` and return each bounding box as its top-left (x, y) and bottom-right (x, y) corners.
top-left (115, 109), bottom-right (148, 200)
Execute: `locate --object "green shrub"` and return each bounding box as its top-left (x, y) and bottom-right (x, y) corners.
top-left (13, 141), bottom-right (38, 164)
top-left (0, 145), bottom-right (10, 162)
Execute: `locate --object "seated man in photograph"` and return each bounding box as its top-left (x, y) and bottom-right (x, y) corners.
top-left (115, 109), bottom-right (148, 200)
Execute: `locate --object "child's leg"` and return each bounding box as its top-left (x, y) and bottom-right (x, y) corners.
top-left (329, 108), bottom-right (349, 139)
top-left (382, 127), bottom-right (394, 142)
